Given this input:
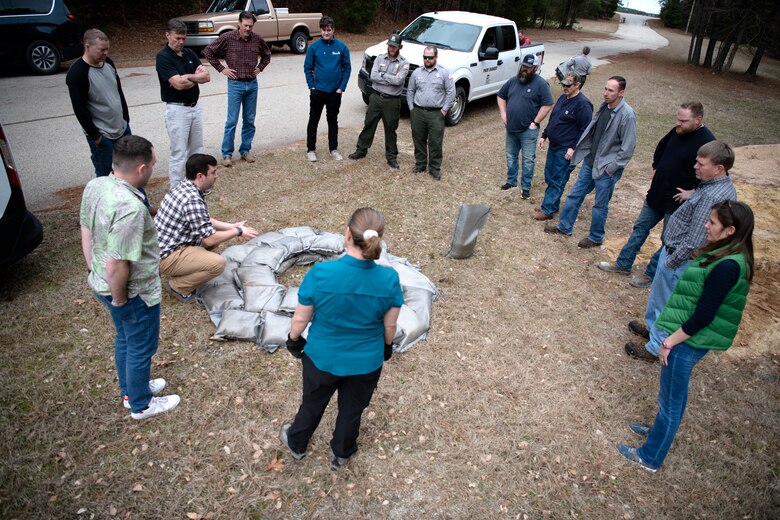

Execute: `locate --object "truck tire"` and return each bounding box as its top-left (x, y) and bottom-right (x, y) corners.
top-left (290, 30), bottom-right (308, 54)
top-left (445, 85), bottom-right (467, 126)
top-left (26, 40), bottom-right (60, 75)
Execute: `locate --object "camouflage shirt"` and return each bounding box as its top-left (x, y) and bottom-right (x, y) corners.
top-left (80, 175), bottom-right (161, 306)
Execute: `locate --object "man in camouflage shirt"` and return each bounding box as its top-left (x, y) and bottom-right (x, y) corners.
top-left (80, 135), bottom-right (180, 420)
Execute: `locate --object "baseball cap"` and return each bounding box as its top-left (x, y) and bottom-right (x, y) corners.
top-left (521, 54), bottom-right (539, 67)
top-left (561, 73), bottom-right (581, 86)
top-left (387, 33), bottom-right (402, 47)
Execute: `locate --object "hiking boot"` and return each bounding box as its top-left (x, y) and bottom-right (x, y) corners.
top-left (628, 320), bottom-right (650, 340)
top-left (429, 171), bottom-right (441, 180)
top-left (221, 156), bottom-right (233, 168)
top-left (624, 341), bottom-right (658, 362)
top-left (330, 149), bottom-right (343, 161)
top-left (500, 182), bottom-right (517, 191)
top-left (544, 224), bottom-right (570, 236)
top-left (521, 189), bottom-right (530, 199)
top-left (532, 209), bottom-right (553, 221)
top-left (164, 281), bottom-right (196, 303)
top-left (578, 237), bottom-right (602, 249)
top-left (240, 153), bottom-right (255, 163)
top-left (598, 261), bottom-right (631, 275)
top-left (413, 167), bottom-right (426, 174)
top-left (330, 451), bottom-right (351, 471)
top-left (278, 422), bottom-right (306, 460)
top-left (123, 378), bottom-right (167, 409)
top-left (348, 151), bottom-right (365, 160)
top-left (629, 422), bottom-right (651, 437)
top-left (387, 160), bottom-right (400, 169)
top-left (616, 444), bottom-right (657, 473)
top-left (630, 274), bottom-right (652, 288)
top-left (306, 150), bottom-right (317, 162)
top-left (130, 395), bottom-right (180, 420)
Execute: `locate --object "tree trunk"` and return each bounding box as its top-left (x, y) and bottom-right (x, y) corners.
top-left (701, 10), bottom-right (718, 69)
top-left (745, 45), bottom-right (764, 77)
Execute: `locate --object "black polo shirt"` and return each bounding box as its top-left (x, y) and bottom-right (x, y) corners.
top-left (155, 45), bottom-right (201, 104)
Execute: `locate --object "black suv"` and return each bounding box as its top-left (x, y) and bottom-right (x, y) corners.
top-left (0, 0), bottom-right (82, 75)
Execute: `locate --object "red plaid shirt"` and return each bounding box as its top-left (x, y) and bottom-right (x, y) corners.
top-left (204, 30), bottom-right (271, 79)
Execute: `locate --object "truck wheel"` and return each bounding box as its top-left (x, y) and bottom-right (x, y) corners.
top-left (26, 40), bottom-right (60, 75)
top-left (290, 31), bottom-right (308, 54)
top-left (445, 85), bottom-right (467, 126)
top-left (362, 93), bottom-right (370, 105)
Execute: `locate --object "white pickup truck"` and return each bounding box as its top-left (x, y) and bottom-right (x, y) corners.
top-left (358, 11), bottom-right (545, 126)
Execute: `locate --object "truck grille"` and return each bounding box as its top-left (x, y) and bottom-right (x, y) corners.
top-left (184, 22), bottom-right (199, 35)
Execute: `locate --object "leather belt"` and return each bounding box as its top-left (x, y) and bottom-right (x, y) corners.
top-left (414, 104), bottom-right (442, 111)
top-left (376, 92), bottom-right (400, 99)
top-left (167, 101), bottom-right (197, 107)
top-left (232, 77), bottom-right (256, 82)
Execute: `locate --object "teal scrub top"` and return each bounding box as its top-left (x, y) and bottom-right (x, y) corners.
top-left (298, 254), bottom-right (404, 376)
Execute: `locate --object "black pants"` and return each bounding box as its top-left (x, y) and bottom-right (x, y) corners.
top-left (306, 89), bottom-right (342, 152)
top-left (288, 354), bottom-right (381, 458)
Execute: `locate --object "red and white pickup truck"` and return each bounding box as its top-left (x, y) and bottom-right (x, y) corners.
top-left (176, 0), bottom-right (321, 55)
top-left (358, 11), bottom-right (545, 126)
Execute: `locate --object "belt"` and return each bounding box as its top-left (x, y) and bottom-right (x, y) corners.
top-left (376, 92), bottom-right (400, 99)
top-left (167, 101), bottom-right (197, 107)
top-left (414, 104), bottom-right (442, 111)
top-left (232, 77), bottom-right (256, 82)
top-left (665, 245), bottom-right (676, 255)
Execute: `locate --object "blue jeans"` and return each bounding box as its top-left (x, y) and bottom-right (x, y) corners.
top-left (637, 342), bottom-right (708, 470)
top-left (86, 125), bottom-right (131, 177)
top-left (540, 147), bottom-right (575, 215)
top-left (95, 293), bottom-right (160, 412)
top-left (222, 79), bottom-right (258, 158)
top-left (643, 247), bottom-right (691, 356)
top-left (505, 127), bottom-right (539, 190)
top-left (615, 200), bottom-right (665, 273)
top-left (557, 162), bottom-right (623, 243)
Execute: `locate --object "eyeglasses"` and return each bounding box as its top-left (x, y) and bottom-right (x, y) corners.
top-left (423, 55), bottom-right (436, 59)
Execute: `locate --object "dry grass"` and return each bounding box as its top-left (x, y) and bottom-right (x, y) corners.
top-left (2, 20), bottom-right (780, 520)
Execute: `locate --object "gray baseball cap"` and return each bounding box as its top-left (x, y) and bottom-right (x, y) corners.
top-left (387, 33), bottom-right (402, 47)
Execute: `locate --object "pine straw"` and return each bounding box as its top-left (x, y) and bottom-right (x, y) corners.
top-left (1, 22), bottom-right (779, 520)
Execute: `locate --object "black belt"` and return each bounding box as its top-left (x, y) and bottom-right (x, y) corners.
top-left (232, 77), bottom-right (256, 82)
top-left (665, 245), bottom-right (676, 255)
top-left (167, 101), bottom-right (197, 107)
top-left (414, 104), bottom-right (442, 111)
top-left (376, 92), bottom-right (400, 99)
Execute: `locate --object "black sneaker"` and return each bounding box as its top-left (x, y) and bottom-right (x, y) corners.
top-left (330, 452), bottom-right (351, 471)
top-left (348, 151), bottom-right (365, 160)
top-left (577, 237), bottom-right (602, 249)
top-left (387, 160), bottom-right (400, 169)
top-left (544, 224), bottom-right (570, 236)
top-left (521, 190), bottom-right (530, 199)
top-left (278, 423), bottom-right (306, 460)
top-left (413, 167), bottom-right (426, 174)
top-left (500, 183), bottom-right (517, 191)
top-left (429, 171), bottom-right (441, 180)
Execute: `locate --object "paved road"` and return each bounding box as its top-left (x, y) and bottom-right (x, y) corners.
top-left (0, 13), bottom-right (666, 210)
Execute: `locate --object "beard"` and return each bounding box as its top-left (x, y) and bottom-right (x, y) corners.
top-left (518, 70), bottom-right (536, 83)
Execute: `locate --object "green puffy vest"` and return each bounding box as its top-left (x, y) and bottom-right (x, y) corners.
top-left (656, 250), bottom-right (749, 351)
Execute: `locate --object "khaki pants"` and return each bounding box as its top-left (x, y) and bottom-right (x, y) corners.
top-left (160, 246), bottom-right (226, 295)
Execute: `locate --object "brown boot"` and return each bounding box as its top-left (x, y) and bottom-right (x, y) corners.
top-left (624, 341), bottom-right (658, 362)
top-left (532, 209), bottom-right (553, 221)
top-left (628, 320), bottom-right (650, 340)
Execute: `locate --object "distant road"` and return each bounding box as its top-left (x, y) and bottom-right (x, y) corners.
top-left (0, 13), bottom-right (665, 211)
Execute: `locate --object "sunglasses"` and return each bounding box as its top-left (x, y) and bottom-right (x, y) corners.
top-left (423, 55), bottom-right (436, 59)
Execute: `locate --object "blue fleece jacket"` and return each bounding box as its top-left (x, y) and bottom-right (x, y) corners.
top-left (304, 37), bottom-right (351, 92)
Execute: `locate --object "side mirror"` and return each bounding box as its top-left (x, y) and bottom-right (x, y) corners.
top-left (479, 47), bottom-right (499, 61)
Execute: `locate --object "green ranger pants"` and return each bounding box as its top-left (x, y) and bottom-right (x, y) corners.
top-left (410, 107), bottom-right (445, 178)
top-left (355, 93), bottom-right (401, 161)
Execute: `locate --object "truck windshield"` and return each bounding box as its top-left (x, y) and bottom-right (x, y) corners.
top-left (401, 17), bottom-right (481, 53)
top-left (207, 0), bottom-right (245, 12)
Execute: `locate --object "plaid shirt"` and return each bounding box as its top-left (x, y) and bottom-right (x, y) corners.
top-left (204, 30), bottom-right (271, 79)
top-left (154, 180), bottom-right (216, 259)
top-left (663, 175), bottom-right (736, 269)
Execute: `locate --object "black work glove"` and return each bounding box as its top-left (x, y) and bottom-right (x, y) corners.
top-left (286, 334), bottom-right (306, 359)
top-left (384, 342), bottom-right (394, 361)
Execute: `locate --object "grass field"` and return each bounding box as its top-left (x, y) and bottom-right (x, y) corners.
top-left (1, 20), bottom-right (779, 519)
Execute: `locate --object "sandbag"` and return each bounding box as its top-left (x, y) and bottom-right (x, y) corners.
top-left (259, 312), bottom-right (292, 353)
top-left (198, 283), bottom-right (244, 312)
top-left (198, 261), bottom-right (239, 291)
top-left (278, 287), bottom-right (298, 314)
top-left (445, 204), bottom-right (491, 259)
top-left (222, 244), bottom-right (255, 264)
top-left (241, 246), bottom-right (288, 271)
top-left (243, 284), bottom-right (286, 313)
top-left (234, 265), bottom-right (277, 288)
top-left (212, 309), bottom-right (264, 342)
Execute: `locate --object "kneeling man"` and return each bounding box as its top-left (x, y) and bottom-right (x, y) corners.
top-left (155, 153), bottom-right (258, 301)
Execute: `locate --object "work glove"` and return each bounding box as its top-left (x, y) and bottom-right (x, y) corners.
top-left (384, 342), bottom-right (394, 361)
top-left (286, 334), bottom-right (306, 359)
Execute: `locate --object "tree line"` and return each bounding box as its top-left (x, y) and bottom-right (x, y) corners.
top-left (660, 0), bottom-right (778, 77)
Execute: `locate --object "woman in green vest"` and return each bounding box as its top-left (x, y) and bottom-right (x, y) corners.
top-left (617, 200), bottom-right (755, 472)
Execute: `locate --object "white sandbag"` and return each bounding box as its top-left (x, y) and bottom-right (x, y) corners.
top-left (307, 232), bottom-right (345, 254)
top-left (278, 226), bottom-right (316, 237)
top-left (278, 287), bottom-right (298, 314)
top-left (243, 284), bottom-right (285, 313)
top-left (234, 265), bottom-right (277, 288)
top-left (212, 309), bottom-right (264, 342)
top-left (394, 304), bottom-right (430, 352)
top-left (247, 231), bottom-right (285, 246)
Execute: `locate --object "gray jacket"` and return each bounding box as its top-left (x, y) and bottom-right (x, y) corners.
top-left (571, 98), bottom-right (636, 179)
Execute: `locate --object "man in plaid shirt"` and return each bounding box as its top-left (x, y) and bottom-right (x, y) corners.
top-left (154, 153), bottom-right (259, 301)
top-left (204, 11), bottom-right (271, 168)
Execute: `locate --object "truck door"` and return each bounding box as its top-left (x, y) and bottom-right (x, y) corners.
top-left (249, 0), bottom-right (277, 41)
top-left (496, 24), bottom-right (521, 86)
top-left (474, 26), bottom-right (500, 98)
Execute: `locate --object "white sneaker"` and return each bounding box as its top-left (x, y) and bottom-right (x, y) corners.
top-left (330, 149), bottom-right (343, 161)
top-left (306, 150), bottom-right (317, 162)
top-left (130, 395), bottom-right (180, 420)
top-left (123, 378), bottom-right (167, 409)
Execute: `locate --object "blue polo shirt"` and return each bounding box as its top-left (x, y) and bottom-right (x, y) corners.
top-left (497, 74), bottom-right (554, 133)
top-left (298, 254), bottom-right (404, 376)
